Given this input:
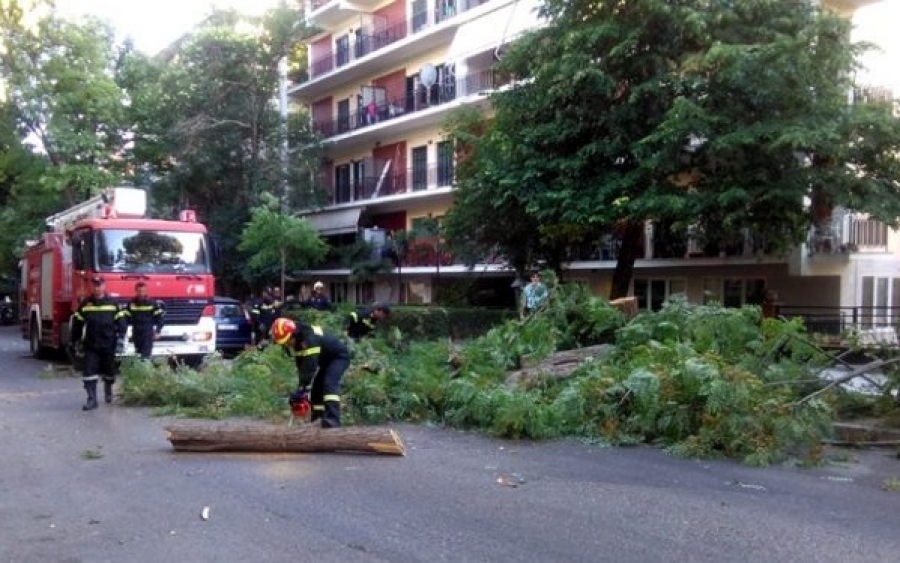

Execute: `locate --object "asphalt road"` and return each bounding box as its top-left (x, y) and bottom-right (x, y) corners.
top-left (1, 325), bottom-right (899, 563)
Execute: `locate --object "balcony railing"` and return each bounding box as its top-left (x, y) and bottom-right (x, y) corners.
top-left (314, 69), bottom-right (498, 138)
top-left (307, 0), bottom-right (487, 80)
top-left (333, 162), bottom-right (454, 204)
top-left (808, 211), bottom-right (888, 255)
top-left (776, 305), bottom-right (900, 347)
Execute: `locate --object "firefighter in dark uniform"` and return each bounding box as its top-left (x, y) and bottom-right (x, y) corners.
top-left (121, 281), bottom-right (165, 359)
top-left (345, 302), bottom-right (391, 341)
top-left (250, 287), bottom-right (279, 345)
top-left (70, 277), bottom-right (128, 410)
top-left (271, 317), bottom-right (350, 428)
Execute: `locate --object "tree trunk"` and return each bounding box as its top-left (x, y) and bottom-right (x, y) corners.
top-left (609, 221), bottom-right (644, 300)
top-left (165, 421), bottom-right (406, 456)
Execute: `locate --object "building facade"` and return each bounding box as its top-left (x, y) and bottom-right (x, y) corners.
top-left (290, 0), bottom-right (898, 337)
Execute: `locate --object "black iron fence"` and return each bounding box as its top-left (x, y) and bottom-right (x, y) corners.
top-left (775, 305), bottom-right (900, 341)
top-left (334, 162), bottom-right (454, 204)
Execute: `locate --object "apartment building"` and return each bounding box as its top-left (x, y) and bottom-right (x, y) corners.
top-left (290, 0), bottom-right (542, 305)
top-left (291, 0), bottom-right (899, 335)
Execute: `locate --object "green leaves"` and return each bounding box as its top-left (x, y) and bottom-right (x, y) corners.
top-left (445, 0), bottom-right (900, 297)
top-left (238, 197), bottom-right (327, 284)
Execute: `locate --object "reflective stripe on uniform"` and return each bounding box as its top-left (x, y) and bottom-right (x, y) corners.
top-left (130, 305), bottom-right (155, 311)
top-left (311, 326), bottom-right (323, 336)
top-left (73, 312), bottom-right (85, 321)
top-left (323, 394), bottom-right (340, 403)
top-left (312, 405), bottom-right (325, 411)
top-left (115, 311), bottom-right (128, 320)
top-left (295, 347), bottom-right (321, 357)
top-left (82, 374), bottom-right (100, 382)
top-left (82, 304), bottom-right (119, 313)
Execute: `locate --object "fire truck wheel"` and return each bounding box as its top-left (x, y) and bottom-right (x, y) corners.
top-left (29, 317), bottom-right (50, 359)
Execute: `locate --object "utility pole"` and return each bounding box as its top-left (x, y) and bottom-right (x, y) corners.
top-left (278, 56), bottom-right (289, 213)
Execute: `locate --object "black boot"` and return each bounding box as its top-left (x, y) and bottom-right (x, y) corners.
top-left (103, 380), bottom-right (114, 404)
top-left (82, 381), bottom-right (98, 411)
top-left (321, 401), bottom-right (341, 428)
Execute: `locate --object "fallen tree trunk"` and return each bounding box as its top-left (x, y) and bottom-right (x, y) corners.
top-left (165, 421), bottom-right (405, 456)
top-left (506, 344), bottom-right (613, 388)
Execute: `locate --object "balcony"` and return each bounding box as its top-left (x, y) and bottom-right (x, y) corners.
top-left (314, 69), bottom-right (499, 139)
top-left (309, 18), bottom-right (411, 78)
top-left (333, 162), bottom-right (454, 205)
top-left (306, 0), bottom-right (385, 29)
top-left (807, 211), bottom-right (888, 256)
top-left (295, 0), bottom-right (538, 101)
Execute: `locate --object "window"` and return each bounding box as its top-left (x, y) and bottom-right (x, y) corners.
top-left (355, 281), bottom-right (374, 304)
top-left (437, 141), bottom-right (454, 186)
top-left (335, 34), bottom-right (350, 67)
top-left (412, 0), bottom-right (428, 32)
top-left (412, 145), bottom-right (428, 191)
top-left (352, 160), bottom-right (366, 200)
top-left (334, 164), bottom-right (351, 204)
top-left (329, 281), bottom-right (348, 304)
top-left (431, 64), bottom-right (455, 105)
top-left (633, 278), bottom-right (686, 311)
top-left (336, 98), bottom-right (350, 133)
top-left (94, 229), bottom-right (210, 274)
top-left (703, 278), bottom-right (766, 307)
top-left (861, 276), bottom-right (900, 328)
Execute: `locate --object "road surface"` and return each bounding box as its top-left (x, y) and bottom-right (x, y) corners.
top-left (1, 325), bottom-right (898, 562)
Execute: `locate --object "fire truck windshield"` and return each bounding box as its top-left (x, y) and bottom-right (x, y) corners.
top-left (94, 229), bottom-right (211, 274)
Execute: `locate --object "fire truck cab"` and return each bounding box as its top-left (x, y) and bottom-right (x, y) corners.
top-left (21, 187), bottom-right (217, 365)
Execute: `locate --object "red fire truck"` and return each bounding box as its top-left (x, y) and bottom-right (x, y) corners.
top-left (20, 187), bottom-right (217, 364)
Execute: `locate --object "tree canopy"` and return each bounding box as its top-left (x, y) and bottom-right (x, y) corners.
top-left (0, 0), bottom-right (321, 293)
top-left (444, 0), bottom-right (900, 298)
top-left (238, 194), bottom-right (327, 292)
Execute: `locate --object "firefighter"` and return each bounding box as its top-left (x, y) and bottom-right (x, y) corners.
top-left (70, 277), bottom-right (128, 410)
top-left (305, 281), bottom-right (332, 311)
top-left (250, 287), bottom-right (278, 345)
top-left (345, 302), bottom-right (391, 341)
top-left (271, 317), bottom-right (350, 428)
top-left (121, 281), bottom-right (165, 359)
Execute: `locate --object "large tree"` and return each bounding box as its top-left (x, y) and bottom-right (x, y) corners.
top-left (444, 0), bottom-right (900, 299)
top-left (116, 4), bottom-right (321, 294)
top-left (0, 0), bottom-right (131, 275)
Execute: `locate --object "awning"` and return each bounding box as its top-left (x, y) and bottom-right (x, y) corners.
top-left (302, 207), bottom-right (363, 236)
top-left (445, 0), bottom-right (543, 62)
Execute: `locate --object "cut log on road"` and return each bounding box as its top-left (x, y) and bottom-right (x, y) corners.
top-left (165, 421), bottom-right (405, 456)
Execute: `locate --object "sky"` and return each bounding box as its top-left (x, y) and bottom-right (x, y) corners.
top-left (852, 2), bottom-right (900, 93)
top-left (54, 0), bottom-right (286, 55)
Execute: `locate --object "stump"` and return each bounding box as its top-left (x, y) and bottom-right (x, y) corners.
top-left (610, 296), bottom-right (639, 321)
top-left (165, 421), bottom-right (406, 456)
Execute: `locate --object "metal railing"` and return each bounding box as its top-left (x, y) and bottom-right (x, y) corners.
top-left (313, 69), bottom-right (498, 138)
top-left (307, 0), bottom-right (487, 79)
top-left (807, 212), bottom-right (888, 255)
top-left (333, 162), bottom-right (454, 204)
top-left (776, 305), bottom-right (900, 339)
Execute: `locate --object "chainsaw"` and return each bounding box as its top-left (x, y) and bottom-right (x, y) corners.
top-left (287, 388), bottom-right (310, 427)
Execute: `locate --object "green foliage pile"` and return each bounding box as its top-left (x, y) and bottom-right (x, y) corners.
top-left (118, 347), bottom-right (296, 419)
top-left (120, 295), bottom-right (841, 466)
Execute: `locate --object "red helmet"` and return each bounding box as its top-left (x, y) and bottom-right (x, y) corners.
top-left (271, 317), bottom-right (296, 345)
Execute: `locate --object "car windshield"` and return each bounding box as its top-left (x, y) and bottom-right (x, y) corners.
top-left (217, 304), bottom-right (242, 317)
top-left (94, 229), bottom-right (211, 274)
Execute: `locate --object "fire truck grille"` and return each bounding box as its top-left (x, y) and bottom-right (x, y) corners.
top-left (156, 298), bottom-right (209, 325)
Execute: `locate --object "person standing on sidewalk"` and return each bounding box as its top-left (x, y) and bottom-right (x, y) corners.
top-left (70, 277), bottom-right (128, 410)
